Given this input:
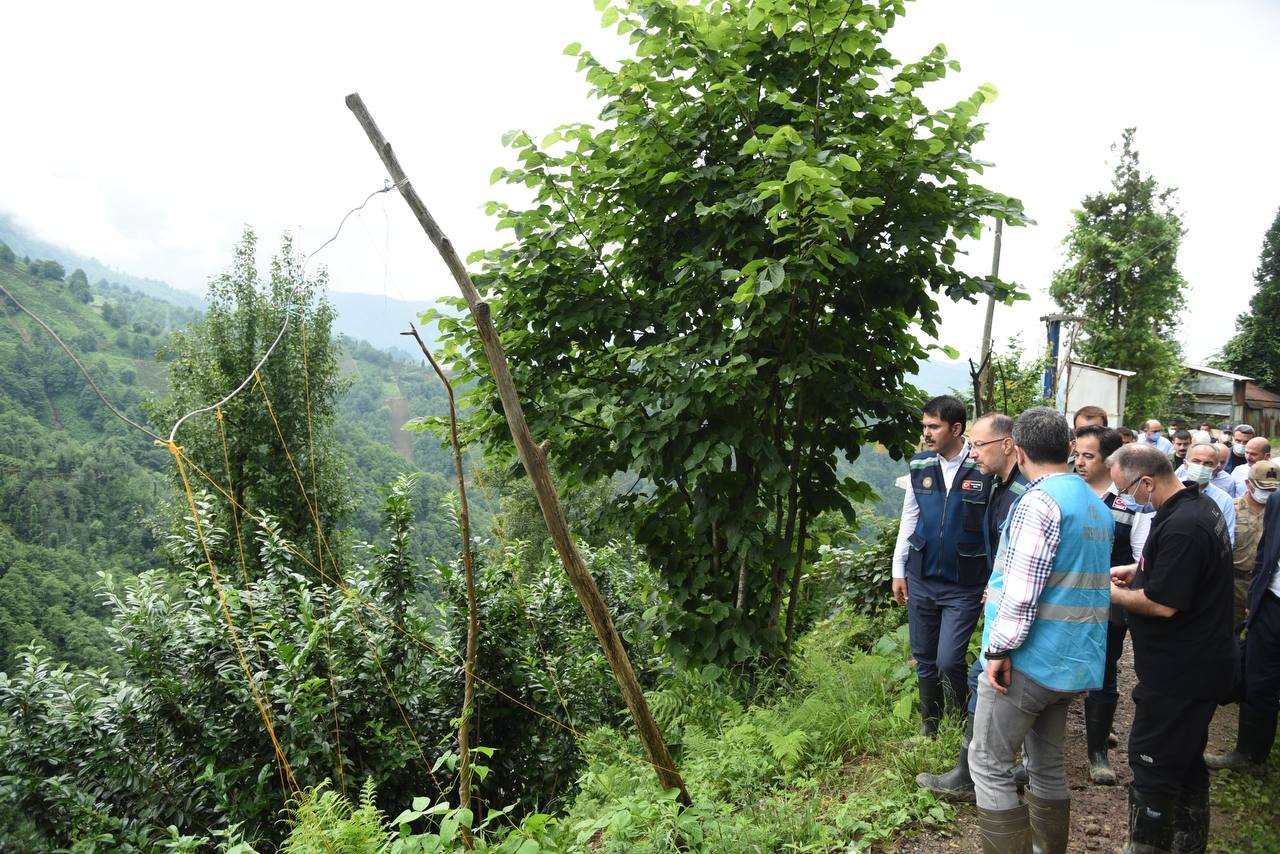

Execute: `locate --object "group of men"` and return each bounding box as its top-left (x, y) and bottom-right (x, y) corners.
top-left (895, 396), bottom-right (1280, 853)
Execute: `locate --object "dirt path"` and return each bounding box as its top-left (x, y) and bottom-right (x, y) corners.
top-left (893, 638), bottom-right (1239, 852)
top-left (386, 396), bottom-right (413, 462)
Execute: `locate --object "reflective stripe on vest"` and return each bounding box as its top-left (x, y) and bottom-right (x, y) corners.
top-left (980, 473), bottom-right (1113, 692)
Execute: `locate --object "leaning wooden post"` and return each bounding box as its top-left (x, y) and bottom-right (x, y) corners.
top-left (347, 93), bottom-right (690, 806)
top-left (403, 323), bottom-right (479, 848)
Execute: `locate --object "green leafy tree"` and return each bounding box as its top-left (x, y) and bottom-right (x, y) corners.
top-left (1050, 128), bottom-right (1186, 424)
top-left (147, 229), bottom-right (348, 576)
top-left (1216, 206), bottom-right (1280, 389)
top-left (435, 0), bottom-right (1025, 664)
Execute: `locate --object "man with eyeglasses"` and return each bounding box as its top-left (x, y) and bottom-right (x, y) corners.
top-left (1109, 444), bottom-right (1235, 853)
top-left (916, 412), bottom-right (1030, 803)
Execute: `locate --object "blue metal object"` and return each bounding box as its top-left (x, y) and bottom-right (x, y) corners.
top-left (1043, 319), bottom-right (1061, 400)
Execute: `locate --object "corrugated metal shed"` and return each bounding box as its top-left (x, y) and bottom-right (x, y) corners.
top-left (1184, 364), bottom-right (1251, 426)
top-left (1246, 382), bottom-right (1280, 439)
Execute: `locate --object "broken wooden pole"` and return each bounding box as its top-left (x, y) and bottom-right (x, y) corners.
top-left (403, 323), bottom-right (480, 848)
top-left (347, 93), bottom-right (690, 806)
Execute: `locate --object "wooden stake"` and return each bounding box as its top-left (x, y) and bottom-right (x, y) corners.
top-left (403, 323), bottom-right (479, 848)
top-left (347, 93), bottom-right (691, 806)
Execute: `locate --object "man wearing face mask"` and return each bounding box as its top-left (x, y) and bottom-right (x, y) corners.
top-left (1225, 424), bottom-right (1256, 474)
top-left (1183, 443), bottom-right (1238, 544)
top-left (1231, 437), bottom-right (1273, 490)
top-left (1227, 460), bottom-right (1280, 628)
top-left (1109, 444), bottom-right (1235, 854)
top-left (1213, 444), bottom-right (1248, 499)
top-left (1139, 420), bottom-right (1175, 455)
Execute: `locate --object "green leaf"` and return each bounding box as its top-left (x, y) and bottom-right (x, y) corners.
top-left (541, 130), bottom-right (562, 147)
top-left (660, 170), bottom-right (681, 185)
top-left (601, 6), bottom-right (619, 26)
top-left (489, 166), bottom-right (507, 185)
top-left (894, 80), bottom-right (912, 94)
top-left (563, 41), bottom-right (582, 56)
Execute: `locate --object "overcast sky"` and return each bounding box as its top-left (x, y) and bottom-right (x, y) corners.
top-left (3, 0), bottom-right (1277, 365)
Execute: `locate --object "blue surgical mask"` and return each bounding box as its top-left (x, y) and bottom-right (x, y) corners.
top-left (1185, 463), bottom-right (1213, 486)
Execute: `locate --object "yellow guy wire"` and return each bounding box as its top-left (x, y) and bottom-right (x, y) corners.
top-left (164, 440), bottom-right (302, 799)
top-left (252, 369), bottom-right (444, 799)
top-left (173, 444), bottom-right (683, 781)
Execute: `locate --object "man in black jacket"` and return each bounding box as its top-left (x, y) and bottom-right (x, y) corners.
top-left (1206, 488), bottom-right (1280, 775)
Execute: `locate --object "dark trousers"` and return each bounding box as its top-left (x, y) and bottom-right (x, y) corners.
top-left (907, 570), bottom-right (983, 705)
top-left (1241, 591), bottom-right (1280, 759)
top-left (1086, 620), bottom-right (1128, 706)
top-left (1129, 683), bottom-right (1217, 801)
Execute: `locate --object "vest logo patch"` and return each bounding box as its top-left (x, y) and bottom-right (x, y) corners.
top-left (962, 480), bottom-right (983, 491)
top-left (921, 477), bottom-right (933, 489)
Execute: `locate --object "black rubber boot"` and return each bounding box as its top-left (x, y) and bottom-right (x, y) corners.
top-left (916, 714), bottom-right (975, 802)
top-left (1170, 790), bottom-right (1209, 854)
top-left (1085, 701), bottom-right (1118, 785)
top-left (1127, 786), bottom-right (1174, 854)
top-left (977, 803), bottom-right (1032, 854)
top-left (1204, 703), bottom-right (1272, 775)
top-left (918, 675), bottom-right (944, 738)
top-left (1026, 791), bottom-right (1070, 854)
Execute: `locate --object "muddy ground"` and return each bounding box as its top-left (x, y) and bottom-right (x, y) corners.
top-left (891, 639), bottom-right (1239, 852)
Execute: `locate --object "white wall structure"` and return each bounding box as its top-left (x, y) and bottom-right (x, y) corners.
top-left (1059, 361), bottom-right (1134, 426)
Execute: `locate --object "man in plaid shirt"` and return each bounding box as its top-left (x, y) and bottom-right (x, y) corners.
top-left (969, 407), bottom-right (1113, 853)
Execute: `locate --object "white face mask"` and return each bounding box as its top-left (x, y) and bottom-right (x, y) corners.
top-left (1234, 442), bottom-right (1248, 456)
top-left (1185, 462), bottom-right (1214, 485)
top-left (1251, 485), bottom-right (1275, 504)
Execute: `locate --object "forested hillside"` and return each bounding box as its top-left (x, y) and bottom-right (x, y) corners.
top-left (0, 239), bottom-right (470, 671)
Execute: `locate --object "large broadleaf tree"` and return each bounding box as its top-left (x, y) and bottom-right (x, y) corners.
top-left (433, 0), bottom-right (1026, 664)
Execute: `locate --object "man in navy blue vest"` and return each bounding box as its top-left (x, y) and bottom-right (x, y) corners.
top-left (893, 395), bottom-right (996, 736)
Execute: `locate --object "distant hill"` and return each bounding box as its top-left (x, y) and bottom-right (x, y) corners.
top-left (0, 213), bottom-right (205, 310)
top-left (908, 357), bottom-right (973, 398)
top-left (0, 245), bottom-right (466, 671)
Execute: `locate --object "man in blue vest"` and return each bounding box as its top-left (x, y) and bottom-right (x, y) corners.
top-left (893, 395), bottom-right (996, 736)
top-left (916, 412), bottom-right (1030, 801)
top-left (969, 407), bottom-right (1113, 853)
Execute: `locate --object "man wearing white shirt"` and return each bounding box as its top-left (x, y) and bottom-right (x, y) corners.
top-left (1181, 444), bottom-right (1250, 501)
top-left (893, 396), bottom-right (996, 737)
top-left (1231, 437), bottom-right (1272, 488)
top-left (1182, 443), bottom-right (1239, 543)
top-left (1140, 420), bottom-right (1175, 455)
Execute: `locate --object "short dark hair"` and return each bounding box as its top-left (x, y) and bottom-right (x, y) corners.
top-left (1013, 406), bottom-right (1072, 464)
top-left (1073, 405), bottom-right (1108, 427)
top-left (1234, 424), bottom-right (1256, 437)
top-left (923, 395), bottom-right (967, 429)
top-left (1172, 429), bottom-right (1192, 442)
top-left (1075, 424), bottom-right (1122, 459)
top-left (1117, 427), bottom-right (1137, 440)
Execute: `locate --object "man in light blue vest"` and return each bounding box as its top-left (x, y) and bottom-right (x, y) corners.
top-left (968, 407), bottom-right (1113, 853)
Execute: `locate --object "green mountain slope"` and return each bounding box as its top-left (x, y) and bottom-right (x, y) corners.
top-left (0, 245), bottom-right (464, 671)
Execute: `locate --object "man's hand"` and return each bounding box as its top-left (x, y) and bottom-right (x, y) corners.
top-left (892, 577), bottom-right (909, 605)
top-left (986, 656), bottom-right (1012, 695)
top-left (1110, 563), bottom-right (1137, 588)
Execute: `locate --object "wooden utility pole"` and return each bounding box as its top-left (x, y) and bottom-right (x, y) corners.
top-left (346, 93), bottom-right (691, 806)
top-left (975, 219), bottom-right (1004, 414)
